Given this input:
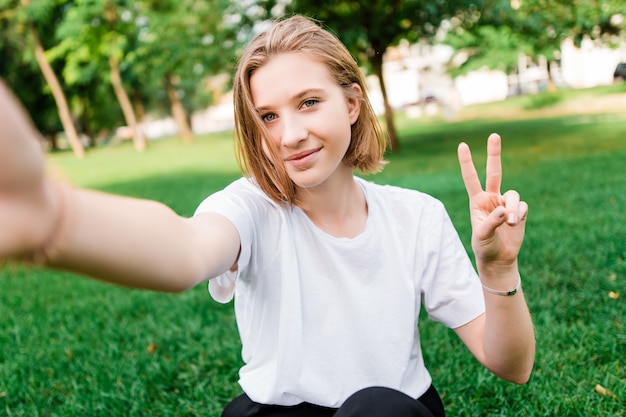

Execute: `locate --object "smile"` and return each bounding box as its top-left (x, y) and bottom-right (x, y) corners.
top-left (284, 147), bottom-right (322, 168)
top-left (284, 147), bottom-right (321, 162)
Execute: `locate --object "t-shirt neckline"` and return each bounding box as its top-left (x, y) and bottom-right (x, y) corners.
top-left (293, 177), bottom-right (372, 242)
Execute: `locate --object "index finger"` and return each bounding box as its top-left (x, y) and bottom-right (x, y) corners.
top-left (457, 142), bottom-right (483, 197)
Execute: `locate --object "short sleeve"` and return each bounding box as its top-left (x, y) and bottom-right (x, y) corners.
top-left (208, 269), bottom-right (237, 303)
top-left (419, 201), bottom-right (485, 329)
top-left (194, 180), bottom-right (255, 303)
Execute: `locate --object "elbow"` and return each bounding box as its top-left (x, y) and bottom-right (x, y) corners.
top-left (495, 339), bottom-right (536, 385)
top-left (492, 357), bottom-right (535, 385)
top-left (506, 367), bottom-right (533, 385)
top-left (491, 367), bottom-right (533, 385)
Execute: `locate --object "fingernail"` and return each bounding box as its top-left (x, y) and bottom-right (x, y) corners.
top-left (508, 213), bottom-right (517, 224)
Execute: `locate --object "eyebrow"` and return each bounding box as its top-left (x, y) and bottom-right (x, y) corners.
top-left (255, 88), bottom-right (325, 113)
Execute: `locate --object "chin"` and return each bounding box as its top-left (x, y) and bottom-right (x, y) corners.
top-left (286, 167), bottom-right (316, 184)
top-left (290, 173), bottom-right (328, 191)
top-left (292, 179), bottom-right (325, 190)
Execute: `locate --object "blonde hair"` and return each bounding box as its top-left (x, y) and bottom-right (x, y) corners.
top-left (233, 15), bottom-right (387, 204)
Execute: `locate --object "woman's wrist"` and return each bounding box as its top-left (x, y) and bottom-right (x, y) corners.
top-left (481, 276), bottom-right (521, 296)
top-left (32, 180), bottom-right (69, 265)
top-left (477, 259), bottom-right (521, 293)
top-left (477, 258), bottom-right (518, 276)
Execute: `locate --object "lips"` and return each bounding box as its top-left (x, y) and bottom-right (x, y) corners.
top-left (284, 147), bottom-right (321, 162)
top-left (284, 147), bottom-right (322, 169)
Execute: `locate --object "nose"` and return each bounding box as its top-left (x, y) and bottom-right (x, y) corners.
top-left (280, 113), bottom-right (308, 148)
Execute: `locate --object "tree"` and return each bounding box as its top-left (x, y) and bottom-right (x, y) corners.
top-left (1, 3), bottom-right (60, 150)
top-left (4, 0), bottom-right (251, 153)
top-left (2, 0), bottom-right (86, 157)
top-left (278, 0), bottom-right (480, 151)
top-left (103, 0), bottom-right (147, 151)
top-left (52, 0), bottom-right (245, 148)
top-left (511, 0), bottom-right (625, 49)
top-left (445, 0), bottom-right (626, 77)
top-left (127, 0), bottom-right (243, 144)
top-left (52, 0), bottom-right (147, 151)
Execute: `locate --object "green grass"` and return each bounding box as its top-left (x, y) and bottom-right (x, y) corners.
top-left (2, 88), bottom-right (626, 416)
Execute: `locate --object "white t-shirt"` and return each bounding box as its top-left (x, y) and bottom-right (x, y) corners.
top-left (194, 176), bottom-right (485, 408)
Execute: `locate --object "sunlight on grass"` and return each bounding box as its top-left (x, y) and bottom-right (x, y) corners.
top-left (47, 131), bottom-right (240, 189)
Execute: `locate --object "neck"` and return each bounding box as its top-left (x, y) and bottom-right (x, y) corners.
top-left (296, 171), bottom-right (368, 238)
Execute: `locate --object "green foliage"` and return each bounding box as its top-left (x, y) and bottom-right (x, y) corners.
top-left (512, 0), bottom-right (626, 47)
top-left (0, 0), bottom-right (65, 137)
top-left (445, 0), bottom-right (626, 74)
top-left (52, 0), bottom-right (140, 82)
top-left (2, 0), bottom-right (252, 146)
top-left (21, 0), bottom-right (58, 23)
top-left (282, 0), bottom-right (488, 62)
top-left (123, 0), bottom-right (245, 113)
top-left (446, 25), bottom-right (533, 75)
top-left (1, 89), bottom-right (625, 415)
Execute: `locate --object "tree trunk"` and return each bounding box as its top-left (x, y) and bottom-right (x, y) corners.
top-left (78, 97), bottom-right (96, 148)
top-left (371, 53), bottom-right (400, 152)
top-left (26, 22), bottom-right (85, 158)
top-left (109, 55), bottom-right (147, 152)
top-left (46, 132), bottom-right (58, 151)
top-left (133, 93), bottom-right (145, 122)
top-left (165, 73), bottom-right (194, 144)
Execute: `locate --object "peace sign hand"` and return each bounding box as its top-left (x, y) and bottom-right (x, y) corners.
top-left (457, 134), bottom-right (528, 272)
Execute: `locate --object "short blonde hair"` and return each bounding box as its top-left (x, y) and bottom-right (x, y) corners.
top-left (233, 15), bottom-right (387, 204)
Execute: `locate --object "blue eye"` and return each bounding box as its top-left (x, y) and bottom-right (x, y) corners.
top-left (262, 113), bottom-right (277, 122)
top-left (301, 99), bottom-right (318, 109)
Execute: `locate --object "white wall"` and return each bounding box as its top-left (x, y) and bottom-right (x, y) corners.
top-left (560, 38), bottom-right (626, 88)
top-left (454, 70), bottom-right (509, 106)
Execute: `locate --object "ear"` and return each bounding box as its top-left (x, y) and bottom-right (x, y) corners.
top-left (346, 83), bottom-right (362, 125)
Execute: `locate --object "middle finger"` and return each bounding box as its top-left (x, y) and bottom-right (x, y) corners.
top-left (485, 133), bottom-right (502, 195)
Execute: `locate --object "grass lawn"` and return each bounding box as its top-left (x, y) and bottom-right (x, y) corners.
top-left (1, 85), bottom-right (625, 416)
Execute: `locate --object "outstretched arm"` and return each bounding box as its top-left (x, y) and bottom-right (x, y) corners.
top-left (453, 133), bottom-right (535, 384)
top-left (0, 80), bottom-right (240, 292)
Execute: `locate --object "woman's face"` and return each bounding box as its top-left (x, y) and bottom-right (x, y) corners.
top-left (249, 52), bottom-right (361, 191)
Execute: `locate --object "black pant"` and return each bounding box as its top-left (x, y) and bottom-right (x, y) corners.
top-left (221, 385), bottom-right (445, 417)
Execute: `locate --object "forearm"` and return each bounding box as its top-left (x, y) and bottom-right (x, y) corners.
top-left (478, 262), bottom-right (535, 383)
top-left (38, 182), bottom-right (233, 292)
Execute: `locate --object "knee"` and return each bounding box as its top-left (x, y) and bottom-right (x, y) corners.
top-left (336, 387), bottom-right (415, 417)
top-left (345, 386), bottom-right (400, 405)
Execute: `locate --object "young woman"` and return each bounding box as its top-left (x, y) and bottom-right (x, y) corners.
top-left (0, 15), bottom-right (534, 417)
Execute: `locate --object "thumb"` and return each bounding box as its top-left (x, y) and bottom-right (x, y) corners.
top-left (474, 205), bottom-right (507, 242)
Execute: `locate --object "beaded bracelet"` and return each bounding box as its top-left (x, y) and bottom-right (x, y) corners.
top-left (481, 277), bottom-right (521, 296)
